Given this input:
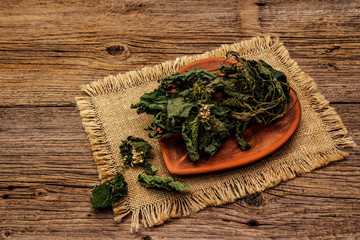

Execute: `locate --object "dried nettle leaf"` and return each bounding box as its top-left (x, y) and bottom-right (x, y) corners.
top-left (119, 136), bottom-right (190, 191)
top-left (131, 52), bottom-right (292, 161)
top-left (138, 174), bottom-right (190, 192)
top-left (91, 137), bottom-right (190, 210)
top-left (143, 162), bottom-right (158, 176)
top-left (91, 173), bottom-right (128, 209)
top-left (120, 136), bottom-right (153, 167)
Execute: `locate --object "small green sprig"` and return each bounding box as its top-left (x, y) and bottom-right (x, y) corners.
top-left (120, 136), bottom-right (153, 168)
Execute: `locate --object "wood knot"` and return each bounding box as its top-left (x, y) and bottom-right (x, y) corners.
top-left (247, 219), bottom-right (259, 227)
top-left (323, 45), bottom-right (341, 54)
top-left (4, 230), bottom-right (11, 237)
top-left (8, 186), bottom-right (14, 190)
top-left (141, 235), bottom-right (151, 240)
top-left (2, 194), bottom-right (9, 199)
top-left (244, 193), bottom-right (263, 207)
top-left (106, 45), bottom-right (125, 56)
top-left (104, 44), bottom-right (130, 60)
top-left (35, 188), bottom-right (47, 197)
top-left (321, 62), bottom-right (339, 71)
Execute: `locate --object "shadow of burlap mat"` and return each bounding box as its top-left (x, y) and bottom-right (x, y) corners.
top-left (76, 36), bottom-right (355, 232)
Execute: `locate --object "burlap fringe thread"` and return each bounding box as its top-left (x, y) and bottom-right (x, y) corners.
top-left (75, 36), bottom-right (355, 232)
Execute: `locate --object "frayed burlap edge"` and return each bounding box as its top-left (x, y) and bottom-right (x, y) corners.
top-left (75, 36), bottom-right (355, 232)
top-left (75, 97), bottom-right (117, 183)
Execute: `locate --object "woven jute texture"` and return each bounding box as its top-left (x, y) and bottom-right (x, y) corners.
top-left (75, 36), bottom-right (355, 232)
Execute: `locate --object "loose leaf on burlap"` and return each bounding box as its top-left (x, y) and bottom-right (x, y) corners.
top-left (91, 173), bottom-right (128, 209)
top-left (120, 136), bottom-right (154, 167)
top-left (138, 174), bottom-right (191, 192)
top-left (142, 162), bottom-right (158, 176)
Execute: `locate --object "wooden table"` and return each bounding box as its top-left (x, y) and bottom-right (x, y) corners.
top-left (1, 1), bottom-right (359, 239)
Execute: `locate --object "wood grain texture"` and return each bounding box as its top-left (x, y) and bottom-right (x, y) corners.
top-left (0, 0), bottom-right (359, 106)
top-left (0, 0), bottom-right (359, 239)
top-left (0, 105), bottom-right (358, 239)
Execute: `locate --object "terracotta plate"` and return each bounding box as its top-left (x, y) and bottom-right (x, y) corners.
top-left (159, 58), bottom-right (301, 175)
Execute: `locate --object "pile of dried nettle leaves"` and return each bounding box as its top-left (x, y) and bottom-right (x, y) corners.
top-left (91, 52), bottom-right (293, 209)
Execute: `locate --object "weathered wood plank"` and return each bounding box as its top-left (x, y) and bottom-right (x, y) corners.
top-left (0, 0), bottom-right (359, 106)
top-left (0, 0), bottom-right (359, 239)
top-left (0, 104), bottom-right (358, 239)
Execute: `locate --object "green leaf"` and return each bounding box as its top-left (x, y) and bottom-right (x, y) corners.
top-left (130, 87), bottom-right (175, 115)
top-left (167, 97), bottom-right (195, 120)
top-left (127, 136), bottom-right (153, 155)
top-left (91, 183), bottom-right (113, 209)
top-left (235, 122), bottom-right (251, 150)
top-left (119, 138), bottom-right (133, 167)
top-left (110, 173), bottom-right (128, 201)
top-left (120, 136), bottom-right (153, 167)
top-left (91, 173), bottom-right (128, 209)
top-left (181, 114), bottom-right (201, 161)
top-left (138, 174), bottom-right (190, 192)
top-left (143, 162), bottom-right (158, 176)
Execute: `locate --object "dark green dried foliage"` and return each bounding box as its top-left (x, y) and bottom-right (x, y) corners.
top-left (91, 137), bottom-right (189, 209)
top-left (142, 161), bottom-right (158, 176)
top-left (91, 173), bottom-right (128, 209)
top-left (120, 136), bottom-right (153, 167)
top-left (138, 174), bottom-right (191, 192)
top-left (131, 52), bottom-right (292, 161)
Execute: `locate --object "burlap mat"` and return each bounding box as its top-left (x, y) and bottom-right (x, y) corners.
top-left (75, 36), bottom-right (355, 232)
